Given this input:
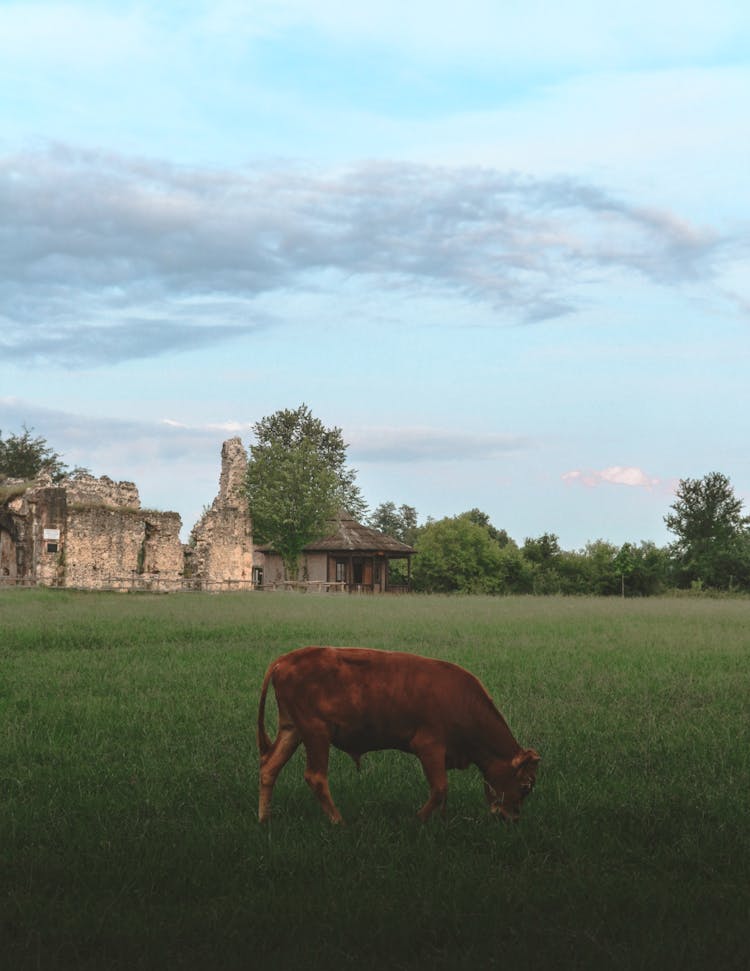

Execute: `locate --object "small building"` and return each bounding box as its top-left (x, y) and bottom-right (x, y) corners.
top-left (258, 513), bottom-right (416, 593)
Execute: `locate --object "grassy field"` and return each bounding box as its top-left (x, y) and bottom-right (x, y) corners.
top-left (1, 589), bottom-right (748, 970)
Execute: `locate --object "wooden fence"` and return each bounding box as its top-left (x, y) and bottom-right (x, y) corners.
top-left (0, 577), bottom-right (410, 594)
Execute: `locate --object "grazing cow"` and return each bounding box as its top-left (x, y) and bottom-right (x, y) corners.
top-left (257, 646), bottom-right (540, 823)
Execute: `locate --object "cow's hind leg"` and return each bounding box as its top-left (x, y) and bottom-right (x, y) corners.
top-left (303, 734), bottom-right (344, 824)
top-left (413, 741), bottom-right (449, 822)
top-left (258, 723), bottom-right (300, 823)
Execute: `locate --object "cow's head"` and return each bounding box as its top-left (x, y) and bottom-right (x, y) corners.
top-left (484, 748), bottom-right (541, 822)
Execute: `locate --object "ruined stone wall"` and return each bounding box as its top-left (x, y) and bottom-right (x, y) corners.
top-left (49, 470), bottom-right (182, 587)
top-left (64, 473), bottom-right (140, 509)
top-left (141, 513), bottom-right (183, 578)
top-left (2, 439), bottom-right (256, 590)
top-left (63, 507), bottom-right (183, 588)
top-left (63, 506), bottom-right (145, 587)
top-left (27, 487), bottom-right (68, 586)
top-left (1, 472), bottom-right (184, 589)
top-left (188, 438), bottom-right (255, 586)
top-left (1, 483), bottom-right (34, 581)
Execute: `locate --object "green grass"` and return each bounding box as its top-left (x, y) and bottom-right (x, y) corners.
top-left (1, 590), bottom-right (749, 969)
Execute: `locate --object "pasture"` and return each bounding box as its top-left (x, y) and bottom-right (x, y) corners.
top-left (1, 590), bottom-right (748, 969)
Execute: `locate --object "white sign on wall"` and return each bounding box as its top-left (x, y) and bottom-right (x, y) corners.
top-left (43, 528), bottom-right (61, 541)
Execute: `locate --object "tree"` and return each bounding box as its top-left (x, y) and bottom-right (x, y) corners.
top-left (664, 472), bottom-right (750, 589)
top-left (245, 405), bottom-right (365, 580)
top-left (522, 532), bottom-right (561, 564)
top-left (462, 508), bottom-right (511, 547)
top-left (0, 426), bottom-right (69, 482)
top-left (627, 542), bottom-right (670, 596)
top-left (613, 542), bottom-right (635, 598)
top-left (368, 501), bottom-right (419, 545)
top-left (521, 533), bottom-right (563, 593)
top-left (582, 540), bottom-right (620, 596)
top-left (412, 515), bottom-right (506, 594)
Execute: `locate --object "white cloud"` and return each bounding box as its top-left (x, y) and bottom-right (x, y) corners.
top-left (562, 466), bottom-right (661, 489)
top-left (161, 418), bottom-right (253, 434)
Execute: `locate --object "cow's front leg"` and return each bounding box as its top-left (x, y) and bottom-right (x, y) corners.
top-left (413, 742), bottom-right (448, 822)
top-left (303, 734), bottom-right (344, 824)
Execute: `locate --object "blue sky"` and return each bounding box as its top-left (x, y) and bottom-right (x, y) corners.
top-left (2, 0), bottom-right (749, 547)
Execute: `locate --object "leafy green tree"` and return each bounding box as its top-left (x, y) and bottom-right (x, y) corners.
top-left (245, 405), bottom-right (365, 580)
top-left (627, 542), bottom-right (670, 596)
top-left (665, 472), bottom-right (750, 589)
top-left (583, 540), bottom-right (621, 596)
top-left (462, 508), bottom-right (511, 547)
top-left (412, 515), bottom-right (506, 594)
top-left (368, 502), bottom-right (419, 587)
top-left (0, 426), bottom-right (69, 482)
top-left (555, 548), bottom-right (593, 595)
top-left (613, 543), bottom-right (635, 597)
top-left (522, 532), bottom-right (561, 564)
top-left (495, 542), bottom-right (535, 593)
top-left (368, 501), bottom-right (419, 545)
top-left (521, 533), bottom-right (563, 593)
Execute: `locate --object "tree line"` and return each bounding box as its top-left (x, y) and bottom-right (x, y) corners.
top-left (370, 477), bottom-right (750, 596)
top-left (3, 412), bottom-right (750, 595)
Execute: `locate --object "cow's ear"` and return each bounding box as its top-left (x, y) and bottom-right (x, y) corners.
top-left (512, 748), bottom-right (541, 773)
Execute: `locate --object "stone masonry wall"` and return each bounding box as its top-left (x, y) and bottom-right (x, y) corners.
top-left (1, 472), bottom-right (184, 589)
top-left (2, 440), bottom-right (253, 590)
top-left (188, 438), bottom-right (255, 586)
top-left (63, 506), bottom-right (145, 588)
top-left (63, 473), bottom-right (141, 509)
top-left (63, 507), bottom-right (183, 588)
top-left (27, 487), bottom-right (67, 586)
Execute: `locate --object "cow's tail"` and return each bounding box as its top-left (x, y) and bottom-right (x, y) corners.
top-left (257, 661), bottom-right (275, 757)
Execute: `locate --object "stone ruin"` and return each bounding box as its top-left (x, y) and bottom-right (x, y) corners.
top-left (0, 438), bottom-right (256, 591)
top-left (185, 438), bottom-right (255, 587)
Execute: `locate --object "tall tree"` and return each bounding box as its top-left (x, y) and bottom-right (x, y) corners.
top-left (521, 532), bottom-right (563, 594)
top-left (613, 542), bottom-right (635, 598)
top-left (411, 515), bottom-right (506, 594)
top-left (0, 426), bottom-right (68, 482)
top-left (664, 472), bottom-right (750, 589)
top-left (245, 405), bottom-right (365, 580)
top-left (461, 508), bottom-right (511, 547)
top-left (368, 501), bottom-right (419, 545)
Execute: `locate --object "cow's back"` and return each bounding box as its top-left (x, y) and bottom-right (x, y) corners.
top-left (270, 646), bottom-right (503, 758)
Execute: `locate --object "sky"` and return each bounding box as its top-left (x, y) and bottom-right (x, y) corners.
top-left (1, 0), bottom-right (749, 548)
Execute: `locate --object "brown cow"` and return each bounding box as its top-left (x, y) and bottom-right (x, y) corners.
top-left (257, 646), bottom-right (540, 823)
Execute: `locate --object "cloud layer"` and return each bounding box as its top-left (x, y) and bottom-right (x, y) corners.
top-left (347, 427), bottom-right (528, 463)
top-left (1, 397), bottom-right (523, 472)
top-left (1, 145), bottom-right (727, 367)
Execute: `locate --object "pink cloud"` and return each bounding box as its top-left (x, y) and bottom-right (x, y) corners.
top-left (562, 466), bottom-right (660, 489)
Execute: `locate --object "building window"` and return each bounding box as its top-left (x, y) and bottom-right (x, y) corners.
top-left (46, 542), bottom-right (58, 554)
top-left (335, 560), bottom-right (346, 582)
